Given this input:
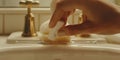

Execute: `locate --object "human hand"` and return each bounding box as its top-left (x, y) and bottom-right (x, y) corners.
top-left (49, 0), bottom-right (120, 36)
top-left (49, 0), bottom-right (79, 27)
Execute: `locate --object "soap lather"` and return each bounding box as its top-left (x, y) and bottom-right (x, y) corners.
top-left (48, 21), bottom-right (65, 40)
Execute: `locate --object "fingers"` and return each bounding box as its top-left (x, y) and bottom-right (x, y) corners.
top-left (49, 9), bottom-right (64, 28)
top-left (49, 9), bottom-right (71, 28)
top-left (57, 21), bottom-right (92, 36)
top-left (49, 0), bottom-right (75, 28)
top-left (57, 21), bottom-right (104, 36)
top-left (58, 21), bottom-right (120, 36)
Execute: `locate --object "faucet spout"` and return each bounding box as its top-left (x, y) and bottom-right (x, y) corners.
top-left (19, 0), bottom-right (40, 37)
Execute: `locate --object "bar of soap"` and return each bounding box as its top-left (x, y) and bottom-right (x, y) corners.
top-left (40, 33), bottom-right (70, 44)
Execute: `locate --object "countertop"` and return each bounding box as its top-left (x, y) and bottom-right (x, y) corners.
top-left (0, 36), bottom-right (120, 54)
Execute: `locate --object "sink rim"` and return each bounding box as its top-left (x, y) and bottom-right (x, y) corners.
top-left (0, 44), bottom-right (120, 54)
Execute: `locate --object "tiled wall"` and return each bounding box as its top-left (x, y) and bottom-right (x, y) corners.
top-left (4, 14), bottom-right (25, 34)
top-left (0, 0), bottom-right (3, 6)
top-left (0, 8), bottom-right (80, 35)
top-left (39, 0), bottom-right (52, 7)
top-left (4, 0), bottom-right (19, 7)
top-left (0, 0), bottom-right (52, 7)
top-left (4, 13), bottom-right (42, 34)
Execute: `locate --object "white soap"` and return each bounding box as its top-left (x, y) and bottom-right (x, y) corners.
top-left (48, 21), bottom-right (64, 40)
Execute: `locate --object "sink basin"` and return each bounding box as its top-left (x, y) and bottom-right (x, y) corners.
top-left (4, 32), bottom-right (120, 60)
top-left (0, 44), bottom-right (120, 60)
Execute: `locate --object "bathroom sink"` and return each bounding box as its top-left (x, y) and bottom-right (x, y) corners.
top-left (0, 44), bottom-right (120, 60)
top-left (5, 32), bottom-right (120, 60)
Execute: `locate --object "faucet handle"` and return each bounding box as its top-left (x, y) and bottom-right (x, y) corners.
top-left (19, 0), bottom-right (40, 7)
top-left (33, 1), bottom-right (40, 5)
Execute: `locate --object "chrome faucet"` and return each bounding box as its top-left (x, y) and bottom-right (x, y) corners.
top-left (19, 0), bottom-right (39, 37)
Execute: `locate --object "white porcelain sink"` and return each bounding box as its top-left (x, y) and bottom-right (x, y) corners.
top-left (0, 44), bottom-right (120, 60)
top-left (4, 32), bottom-right (120, 60)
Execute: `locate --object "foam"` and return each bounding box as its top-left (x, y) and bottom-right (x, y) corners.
top-left (48, 21), bottom-right (64, 40)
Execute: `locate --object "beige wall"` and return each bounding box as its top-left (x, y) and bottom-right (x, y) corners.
top-left (0, 0), bottom-right (52, 7)
top-left (0, 0), bottom-right (118, 7)
top-left (0, 8), bottom-right (81, 34)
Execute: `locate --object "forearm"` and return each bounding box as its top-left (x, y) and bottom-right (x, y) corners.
top-left (78, 0), bottom-right (120, 23)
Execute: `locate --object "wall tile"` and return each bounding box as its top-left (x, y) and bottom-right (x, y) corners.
top-left (4, 14), bottom-right (25, 34)
top-left (0, 15), bottom-right (3, 34)
top-left (4, 0), bottom-right (19, 7)
top-left (0, 0), bottom-right (3, 6)
top-left (4, 14), bottom-right (39, 34)
top-left (39, 0), bottom-right (52, 7)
